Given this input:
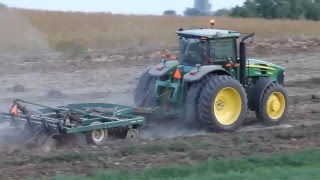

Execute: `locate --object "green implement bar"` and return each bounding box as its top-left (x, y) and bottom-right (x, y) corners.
top-left (1, 99), bottom-right (164, 135)
top-left (63, 118), bottom-right (145, 134)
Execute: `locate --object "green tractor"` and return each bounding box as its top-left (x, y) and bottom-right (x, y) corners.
top-left (135, 23), bottom-right (288, 131)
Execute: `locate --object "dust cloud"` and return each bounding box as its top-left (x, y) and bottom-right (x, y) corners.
top-left (0, 7), bottom-right (50, 53)
top-left (0, 122), bottom-right (27, 152)
top-left (140, 118), bottom-right (206, 139)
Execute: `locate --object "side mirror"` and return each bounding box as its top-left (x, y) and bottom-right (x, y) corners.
top-left (244, 37), bottom-right (253, 44)
top-left (161, 59), bottom-right (167, 65)
top-left (246, 37), bottom-right (253, 47)
top-left (241, 33), bottom-right (255, 44)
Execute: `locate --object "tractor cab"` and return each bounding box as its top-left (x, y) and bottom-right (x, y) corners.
top-left (177, 29), bottom-right (240, 67)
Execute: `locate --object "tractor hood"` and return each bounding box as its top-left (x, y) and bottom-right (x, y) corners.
top-left (247, 59), bottom-right (284, 71)
top-left (247, 58), bottom-right (285, 85)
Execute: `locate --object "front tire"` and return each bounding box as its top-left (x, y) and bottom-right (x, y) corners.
top-left (256, 83), bottom-right (288, 126)
top-left (198, 75), bottom-right (247, 131)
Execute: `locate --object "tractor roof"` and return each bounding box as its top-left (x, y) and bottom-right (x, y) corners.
top-left (177, 29), bottom-right (241, 39)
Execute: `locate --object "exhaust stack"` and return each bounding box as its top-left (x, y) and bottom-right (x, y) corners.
top-left (239, 33), bottom-right (255, 86)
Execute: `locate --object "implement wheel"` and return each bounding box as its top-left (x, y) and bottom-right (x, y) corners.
top-left (86, 122), bottom-right (108, 146)
top-left (126, 129), bottom-right (139, 141)
top-left (256, 83), bottom-right (288, 125)
top-left (198, 75), bottom-right (247, 131)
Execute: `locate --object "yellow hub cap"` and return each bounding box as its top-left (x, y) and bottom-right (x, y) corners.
top-left (213, 87), bottom-right (242, 126)
top-left (267, 92), bottom-right (286, 120)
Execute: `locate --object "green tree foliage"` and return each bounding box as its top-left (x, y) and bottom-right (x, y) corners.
top-left (0, 3), bottom-right (7, 9)
top-left (230, 0), bottom-right (320, 21)
top-left (213, 9), bottom-right (232, 17)
top-left (163, 10), bottom-right (176, 16)
top-left (184, 8), bottom-right (202, 16)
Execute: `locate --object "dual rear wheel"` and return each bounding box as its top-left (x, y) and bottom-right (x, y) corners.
top-left (185, 75), bottom-right (247, 131)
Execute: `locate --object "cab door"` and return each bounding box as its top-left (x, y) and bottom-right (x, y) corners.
top-left (209, 39), bottom-right (238, 77)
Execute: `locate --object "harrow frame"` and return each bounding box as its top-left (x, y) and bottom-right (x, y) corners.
top-left (0, 99), bottom-right (163, 144)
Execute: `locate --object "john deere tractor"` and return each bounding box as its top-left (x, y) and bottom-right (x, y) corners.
top-left (135, 23), bottom-right (288, 131)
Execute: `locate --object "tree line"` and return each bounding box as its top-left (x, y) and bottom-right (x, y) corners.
top-left (229, 0), bottom-right (320, 21)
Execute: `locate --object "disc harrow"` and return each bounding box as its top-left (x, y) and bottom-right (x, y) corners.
top-left (0, 99), bottom-right (159, 146)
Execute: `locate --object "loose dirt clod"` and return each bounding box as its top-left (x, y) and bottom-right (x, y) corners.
top-left (7, 84), bottom-right (26, 93)
top-left (311, 94), bottom-right (320, 100)
top-left (45, 90), bottom-right (67, 99)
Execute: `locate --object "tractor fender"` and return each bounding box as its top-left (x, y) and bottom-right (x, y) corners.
top-left (184, 65), bottom-right (232, 82)
top-left (247, 77), bottom-right (276, 111)
top-left (148, 61), bottom-right (179, 77)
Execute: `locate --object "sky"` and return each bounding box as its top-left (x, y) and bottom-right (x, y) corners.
top-left (0, 0), bottom-right (245, 15)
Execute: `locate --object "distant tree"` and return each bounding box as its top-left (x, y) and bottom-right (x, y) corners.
top-left (289, 0), bottom-right (304, 19)
top-left (0, 3), bottom-right (7, 9)
top-left (275, 0), bottom-right (291, 19)
top-left (243, 0), bottom-right (257, 17)
top-left (213, 9), bottom-right (232, 17)
top-left (255, 0), bottom-right (276, 19)
top-left (230, 6), bottom-right (243, 17)
top-left (304, 2), bottom-right (320, 20)
top-left (230, 0), bottom-right (257, 18)
top-left (163, 10), bottom-right (176, 16)
top-left (184, 8), bottom-right (201, 16)
top-left (229, 0), bottom-right (320, 21)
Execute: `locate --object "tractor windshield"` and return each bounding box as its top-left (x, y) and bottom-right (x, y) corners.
top-left (178, 37), bottom-right (206, 66)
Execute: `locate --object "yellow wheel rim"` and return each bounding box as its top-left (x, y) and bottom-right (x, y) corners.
top-left (213, 87), bottom-right (242, 126)
top-left (267, 92), bottom-right (286, 120)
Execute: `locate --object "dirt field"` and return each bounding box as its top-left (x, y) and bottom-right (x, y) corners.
top-left (0, 35), bottom-right (319, 179)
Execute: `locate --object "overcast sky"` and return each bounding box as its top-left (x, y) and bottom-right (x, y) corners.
top-left (0, 0), bottom-right (245, 15)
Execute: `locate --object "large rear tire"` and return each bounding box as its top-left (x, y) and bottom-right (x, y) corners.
top-left (184, 74), bottom-right (214, 128)
top-left (134, 71), bottom-right (157, 107)
top-left (256, 83), bottom-right (288, 126)
top-left (198, 75), bottom-right (247, 131)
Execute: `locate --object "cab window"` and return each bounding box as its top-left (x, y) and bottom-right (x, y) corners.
top-left (210, 39), bottom-right (237, 62)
